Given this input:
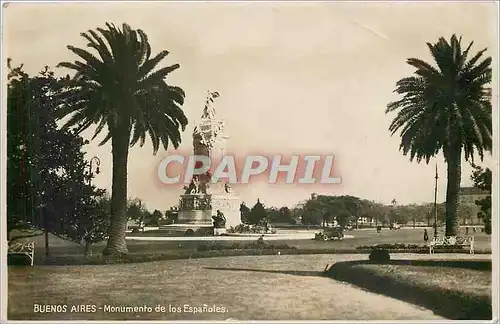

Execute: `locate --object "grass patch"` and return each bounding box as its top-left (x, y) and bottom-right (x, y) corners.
top-left (34, 248), bottom-right (369, 266)
top-left (326, 259), bottom-right (492, 320)
top-left (38, 243), bottom-right (465, 266)
top-left (356, 244), bottom-right (480, 254)
top-left (21, 228), bottom-right (491, 266)
top-left (9, 254), bottom-right (451, 320)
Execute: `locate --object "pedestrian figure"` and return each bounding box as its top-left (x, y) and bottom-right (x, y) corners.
top-left (423, 229), bottom-right (429, 243)
top-left (465, 226), bottom-right (469, 235)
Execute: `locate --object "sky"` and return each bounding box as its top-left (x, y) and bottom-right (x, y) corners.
top-left (3, 1), bottom-right (498, 211)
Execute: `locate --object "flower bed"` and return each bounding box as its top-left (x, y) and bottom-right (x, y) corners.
top-left (226, 224), bottom-right (277, 234)
top-left (356, 243), bottom-right (473, 253)
top-left (357, 243), bottom-right (423, 250)
top-left (197, 241), bottom-right (295, 252)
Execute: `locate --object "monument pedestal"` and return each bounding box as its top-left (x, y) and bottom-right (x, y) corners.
top-left (210, 194), bottom-right (241, 229)
top-left (175, 90), bottom-right (242, 234)
top-left (177, 194), bottom-right (213, 225)
top-left (177, 193), bottom-right (241, 231)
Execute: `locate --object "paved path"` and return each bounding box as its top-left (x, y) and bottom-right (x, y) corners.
top-left (9, 253), bottom-right (489, 320)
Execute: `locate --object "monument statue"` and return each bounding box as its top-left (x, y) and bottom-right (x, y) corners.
top-left (202, 91), bottom-right (220, 119)
top-left (193, 90), bottom-right (225, 153)
top-left (184, 175), bottom-right (200, 194)
top-left (176, 90), bottom-right (241, 231)
top-left (193, 126), bottom-right (210, 157)
top-left (212, 210), bottom-right (227, 228)
top-left (183, 172), bottom-right (213, 195)
top-left (199, 171), bottom-right (212, 194)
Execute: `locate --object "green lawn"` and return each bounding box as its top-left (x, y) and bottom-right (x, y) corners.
top-left (8, 228), bottom-right (492, 320)
top-left (9, 254), bottom-right (450, 320)
top-left (8, 225), bottom-right (491, 320)
top-left (327, 258), bottom-right (492, 320)
top-left (28, 227), bottom-right (492, 262)
top-left (358, 263), bottom-right (491, 298)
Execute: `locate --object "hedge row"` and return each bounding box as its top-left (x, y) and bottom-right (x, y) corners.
top-left (326, 261), bottom-right (492, 320)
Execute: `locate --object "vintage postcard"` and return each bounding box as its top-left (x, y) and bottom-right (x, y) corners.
top-left (2, 1), bottom-right (498, 322)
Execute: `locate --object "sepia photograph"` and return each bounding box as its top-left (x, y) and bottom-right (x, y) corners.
top-left (1, 1), bottom-right (498, 321)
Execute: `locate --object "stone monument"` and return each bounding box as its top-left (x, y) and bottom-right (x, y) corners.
top-left (176, 91), bottom-right (241, 234)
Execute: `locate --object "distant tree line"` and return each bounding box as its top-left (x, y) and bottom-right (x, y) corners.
top-left (252, 193), bottom-right (487, 231)
top-left (470, 163), bottom-right (492, 234)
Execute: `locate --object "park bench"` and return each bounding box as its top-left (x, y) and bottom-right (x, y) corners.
top-left (428, 236), bottom-right (474, 254)
top-left (8, 240), bottom-right (35, 266)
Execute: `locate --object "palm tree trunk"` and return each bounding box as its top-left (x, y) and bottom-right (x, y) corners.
top-left (84, 240), bottom-right (92, 257)
top-left (103, 131), bottom-right (130, 256)
top-left (445, 146), bottom-right (462, 237)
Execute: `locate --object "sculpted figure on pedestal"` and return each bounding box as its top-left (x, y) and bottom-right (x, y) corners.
top-left (212, 210), bottom-right (227, 228)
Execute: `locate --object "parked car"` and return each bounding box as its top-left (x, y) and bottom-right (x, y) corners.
top-left (127, 220), bottom-right (145, 233)
top-left (315, 226), bottom-right (344, 241)
top-left (390, 223), bottom-right (402, 230)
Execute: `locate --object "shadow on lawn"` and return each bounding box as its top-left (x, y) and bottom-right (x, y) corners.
top-left (325, 259), bottom-right (492, 320)
top-left (337, 259), bottom-right (492, 271)
top-left (204, 267), bottom-right (323, 277)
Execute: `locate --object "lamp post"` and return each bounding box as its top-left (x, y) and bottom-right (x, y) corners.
top-left (433, 164), bottom-right (439, 238)
top-left (41, 202), bottom-right (49, 257)
top-left (88, 156), bottom-right (101, 184)
top-left (84, 156), bottom-right (100, 256)
top-left (37, 189), bottom-right (49, 257)
top-left (390, 198), bottom-right (397, 229)
top-left (18, 144), bottom-right (27, 226)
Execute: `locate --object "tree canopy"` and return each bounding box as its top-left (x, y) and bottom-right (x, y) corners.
top-left (386, 35), bottom-right (492, 236)
top-left (7, 61), bottom-right (107, 247)
top-left (471, 163), bottom-right (492, 234)
top-left (57, 22), bottom-right (188, 255)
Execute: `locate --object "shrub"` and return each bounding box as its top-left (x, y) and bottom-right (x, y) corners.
top-left (226, 224), bottom-right (275, 234)
top-left (196, 241), bottom-right (295, 252)
top-left (7, 254), bottom-right (32, 266)
top-left (369, 248), bottom-right (390, 262)
top-left (184, 229), bottom-right (195, 236)
top-left (357, 243), bottom-right (423, 250)
top-left (226, 224), bottom-right (250, 233)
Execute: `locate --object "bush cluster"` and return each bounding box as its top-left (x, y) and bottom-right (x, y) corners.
top-left (197, 241), bottom-right (295, 252)
top-left (368, 248), bottom-right (390, 262)
top-left (357, 243), bottom-right (423, 250)
top-left (226, 224), bottom-right (277, 234)
top-left (7, 254), bottom-right (32, 266)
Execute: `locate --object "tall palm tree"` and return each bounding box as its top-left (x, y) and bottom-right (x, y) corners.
top-left (57, 23), bottom-right (188, 255)
top-left (386, 35), bottom-right (491, 237)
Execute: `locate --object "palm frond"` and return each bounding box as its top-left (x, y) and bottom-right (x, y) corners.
top-left (57, 22), bottom-right (187, 154)
top-left (387, 35), bottom-right (492, 163)
top-left (137, 50), bottom-right (170, 80)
